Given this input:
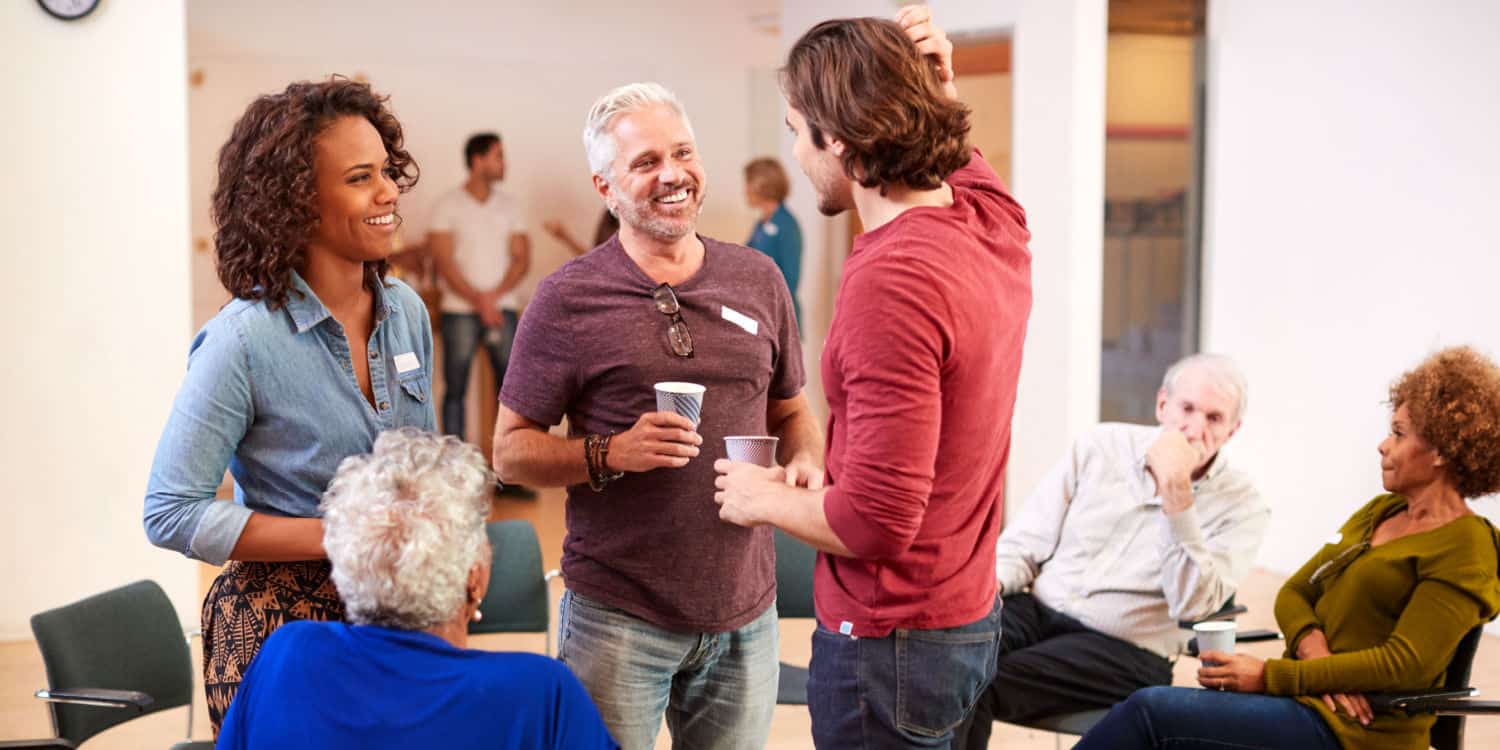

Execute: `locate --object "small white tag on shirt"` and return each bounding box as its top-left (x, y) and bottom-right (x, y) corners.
top-left (763, 221), bottom-right (779, 236)
top-left (394, 352), bottom-right (421, 373)
top-left (721, 305), bottom-right (759, 336)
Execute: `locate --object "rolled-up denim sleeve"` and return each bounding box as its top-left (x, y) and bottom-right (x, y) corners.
top-left (143, 315), bottom-right (254, 564)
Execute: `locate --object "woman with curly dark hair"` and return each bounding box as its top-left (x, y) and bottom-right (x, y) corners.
top-left (142, 77), bottom-right (433, 732)
top-left (1076, 345), bottom-right (1500, 750)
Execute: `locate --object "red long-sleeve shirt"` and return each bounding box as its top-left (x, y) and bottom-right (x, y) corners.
top-left (817, 151), bottom-right (1032, 637)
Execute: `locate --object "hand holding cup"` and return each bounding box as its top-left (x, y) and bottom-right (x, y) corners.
top-left (606, 411), bottom-right (701, 473)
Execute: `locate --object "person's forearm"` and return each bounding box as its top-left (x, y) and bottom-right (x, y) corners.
top-left (490, 260), bottom-right (528, 297)
top-left (771, 402), bottom-right (824, 465)
top-left (228, 514), bottom-right (326, 561)
top-left (494, 427), bottom-right (590, 488)
top-left (764, 486), bottom-right (854, 557)
top-left (491, 237), bottom-right (531, 296)
top-left (434, 254), bottom-right (484, 304)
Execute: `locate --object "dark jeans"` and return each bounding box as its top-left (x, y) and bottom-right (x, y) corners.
top-left (953, 593), bottom-right (1172, 750)
top-left (439, 310), bottom-right (517, 439)
top-left (1073, 686), bottom-right (1342, 750)
top-left (808, 598), bottom-right (1001, 749)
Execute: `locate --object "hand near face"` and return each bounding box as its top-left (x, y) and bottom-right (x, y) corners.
top-left (713, 459), bottom-right (785, 528)
top-left (1146, 429), bottom-right (1205, 512)
top-left (896, 4), bottom-right (958, 99)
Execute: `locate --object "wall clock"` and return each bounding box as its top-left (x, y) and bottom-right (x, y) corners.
top-left (38, 0), bottom-right (101, 21)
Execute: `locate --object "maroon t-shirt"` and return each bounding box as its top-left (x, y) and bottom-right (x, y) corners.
top-left (817, 151), bottom-right (1033, 637)
top-left (500, 235), bottom-right (804, 632)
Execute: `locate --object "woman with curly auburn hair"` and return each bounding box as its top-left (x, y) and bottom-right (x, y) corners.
top-left (1077, 345), bottom-right (1500, 750)
top-left (142, 77), bottom-right (434, 732)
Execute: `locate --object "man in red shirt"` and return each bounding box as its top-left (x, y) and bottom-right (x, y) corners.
top-left (714, 7), bottom-right (1033, 747)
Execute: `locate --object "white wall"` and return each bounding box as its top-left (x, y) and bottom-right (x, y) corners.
top-left (187, 1), bottom-right (781, 328)
top-left (1203, 0), bottom-right (1500, 579)
top-left (1, 2), bottom-right (194, 638)
top-left (1005, 0), bottom-right (1108, 505)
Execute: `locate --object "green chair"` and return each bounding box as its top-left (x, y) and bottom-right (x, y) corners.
top-left (470, 520), bottom-right (560, 655)
top-left (0, 580), bottom-right (210, 750)
top-left (774, 528), bottom-right (817, 706)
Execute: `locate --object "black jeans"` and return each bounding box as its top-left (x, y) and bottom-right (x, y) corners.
top-left (952, 593), bottom-right (1173, 750)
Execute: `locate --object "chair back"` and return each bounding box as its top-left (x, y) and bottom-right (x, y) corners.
top-left (774, 529), bottom-right (817, 620)
top-left (1431, 624), bottom-right (1484, 750)
top-left (30, 580), bottom-right (193, 745)
top-left (471, 520), bottom-right (549, 636)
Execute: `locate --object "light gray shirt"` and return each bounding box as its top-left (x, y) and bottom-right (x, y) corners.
top-left (996, 423), bottom-right (1269, 659)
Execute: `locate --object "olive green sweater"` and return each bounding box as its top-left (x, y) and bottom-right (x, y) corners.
top-left (1266, 493), bottom-right (1500, 749)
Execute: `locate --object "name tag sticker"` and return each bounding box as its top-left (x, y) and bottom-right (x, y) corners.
top-left (394, 352), bottom-right (421, 373)
top-left (721, 305), bottom-right (759, 336)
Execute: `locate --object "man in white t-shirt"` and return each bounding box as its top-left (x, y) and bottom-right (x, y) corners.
top-left (429, 132), bottom-right (533, 496)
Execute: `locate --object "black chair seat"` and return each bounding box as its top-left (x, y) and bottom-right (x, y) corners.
top-left (1020, 708), bottom-right (1110, 736)
top-left (778, 663), bottom-right (809, 705)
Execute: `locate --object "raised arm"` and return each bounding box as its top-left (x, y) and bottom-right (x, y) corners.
top-left (1159, 478), bottom-right (1270, 622)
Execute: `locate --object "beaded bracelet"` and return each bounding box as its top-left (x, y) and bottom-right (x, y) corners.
top-left (585, 433), bottom-right (624, 492)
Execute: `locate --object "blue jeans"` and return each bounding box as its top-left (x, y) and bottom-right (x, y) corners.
top-left (808, 598), bottom-right (1002, 749)
top-left (557, 590), bottom-right (778, 750)
top-left (439, 310), bottom-right (516, 439)
top-left (1074, 686), bottom-right (1342, 749)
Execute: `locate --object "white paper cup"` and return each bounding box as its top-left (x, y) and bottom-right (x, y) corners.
top-left (654, 382), bottom-right (705, 425)
top-left (725, 436), bottom-right (779, 468)
top-left (1193, 621), bottom-right (1236, 660)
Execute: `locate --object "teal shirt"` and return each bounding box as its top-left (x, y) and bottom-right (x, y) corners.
top-left (747, 202), bottom-right (803, 328)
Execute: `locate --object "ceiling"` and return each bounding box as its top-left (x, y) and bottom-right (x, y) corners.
top-left (1109, 0), bottom-right (1206, 36)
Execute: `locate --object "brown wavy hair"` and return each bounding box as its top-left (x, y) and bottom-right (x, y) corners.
top-left (1389, 345), bottom-right (1500, 498)
top-left (781, 17), bottom-right (970, 194)
top-left (211, 77), bottom-right (419, 308)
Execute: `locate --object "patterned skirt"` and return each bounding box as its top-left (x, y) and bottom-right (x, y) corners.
top-left (201, 560), bottom-right (345, 733)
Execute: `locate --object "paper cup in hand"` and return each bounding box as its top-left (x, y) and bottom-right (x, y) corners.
top-left (725, 436), bottom-right (779, 468)
top-left (654, 382), bottom-right (705, 426)
top-left (1193, 621), bottom-right (1236, 661)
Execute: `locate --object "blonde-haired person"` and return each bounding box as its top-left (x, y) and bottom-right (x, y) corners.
top-left (744, 158), bottom-right (803, 328)
top-left (216, 428), bottom-right (617, 750)
top-left (1076, 346), bottom-right (1500, 750)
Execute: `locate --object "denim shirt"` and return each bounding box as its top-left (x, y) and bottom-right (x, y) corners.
top-left (144, 273), bottom-right (436, 564)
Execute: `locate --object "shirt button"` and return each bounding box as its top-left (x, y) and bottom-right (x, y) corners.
top-left (378, 400), bottom-right (390, 411)
top-left (369, 349), bottom-right (380, 360)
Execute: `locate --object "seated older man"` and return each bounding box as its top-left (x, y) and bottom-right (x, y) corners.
top-left (955, 354), bottom-right (1270, 749)
top-left (217, 428), bottom-right (617, 750)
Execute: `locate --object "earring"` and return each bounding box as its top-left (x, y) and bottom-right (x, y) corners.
top-left (472, 608), bottom-right (484, 622)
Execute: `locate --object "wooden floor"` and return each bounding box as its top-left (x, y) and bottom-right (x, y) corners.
top-left (5, 485), bottom-right (1499, 748)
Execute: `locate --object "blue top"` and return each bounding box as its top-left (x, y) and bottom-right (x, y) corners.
top-left (143, 273), bottom-right (436, 564)
top-left (216, 621), bottom-right (618, 750)
top-left (746, 202), bottom-right (803, 328)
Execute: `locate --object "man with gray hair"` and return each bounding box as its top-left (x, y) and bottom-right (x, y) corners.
top-left (493, 82), bottom-right (821, 749)
top-left (955, 353), bottom-right (1271, 749)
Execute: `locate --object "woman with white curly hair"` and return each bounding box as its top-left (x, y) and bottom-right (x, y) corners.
top-left (216, 428), bottom-right (617, 749)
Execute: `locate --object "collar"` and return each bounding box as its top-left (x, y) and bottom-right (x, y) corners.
top-left (285, 270), bottom-right (396, 334)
